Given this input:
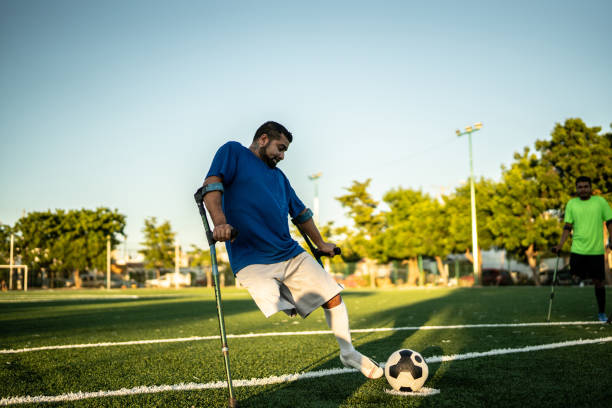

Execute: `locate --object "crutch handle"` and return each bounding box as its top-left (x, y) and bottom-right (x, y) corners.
top-left (206, 227), bottom-right (240, 246)
top-left (194, 187), bottom-right (239, 245)
top-left (226, 228), bottom-right (239, 242)
top-left (313, 247), bottom-right (342, 258)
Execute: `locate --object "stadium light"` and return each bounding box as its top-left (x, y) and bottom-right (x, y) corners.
top-left (455, 122), bottom-right (483, 285)
top-left (308, 172), bottom-right (322, 225)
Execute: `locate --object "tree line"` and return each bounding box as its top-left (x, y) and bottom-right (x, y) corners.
top-left (328, 118), bottom-right (612, 285)
top-left (0, 118), bottom-right (610, 287)
top-left (0, 208), bottom-right (126, 288)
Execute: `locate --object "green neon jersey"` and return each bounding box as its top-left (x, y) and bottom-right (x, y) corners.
top-left (564, 196), bottom-right (612, 255)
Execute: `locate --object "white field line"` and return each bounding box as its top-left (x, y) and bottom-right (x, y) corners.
top-left (1, 320), bottom-right (604, 354)
top-left (0, 368), bottom-right (354, 406)
top-left (1, 336), bottom-right (610, 406)
top-left (424, 336), bottom-right (612, 363)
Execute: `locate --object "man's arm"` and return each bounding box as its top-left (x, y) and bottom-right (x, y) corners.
top-left (202, 176), bottom-right (234, 242)
top-left (295, 209), bottom-right (337, 256)
top-left (606, 220), bottom-right (612, 249)
top-left (553, 223), bottom-right (572, 253)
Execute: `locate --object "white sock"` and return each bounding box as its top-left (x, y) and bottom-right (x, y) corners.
top-left (324, 302), bottom-right (355, 355)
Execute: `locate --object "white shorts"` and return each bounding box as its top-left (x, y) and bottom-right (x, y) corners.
top-left (236, 252), bottom-right (343, 318)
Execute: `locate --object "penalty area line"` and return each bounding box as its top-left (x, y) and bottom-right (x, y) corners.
top-left (1, 336), bottom-right (611, 406)
top-left (0, 320), bottom-right (605, 354)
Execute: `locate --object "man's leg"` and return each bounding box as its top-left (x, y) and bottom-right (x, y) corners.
top-left (594, 279), bottom-right (606, 321)
top-left (571, 253), bottom-right (606, 321)
top-left (322, 294), bottom-right (383, 379)
top-left (590, 255), bottom-right (607, 322)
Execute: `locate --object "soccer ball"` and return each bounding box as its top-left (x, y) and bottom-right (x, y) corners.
top-left (384, 349), bottom-right (429, 392)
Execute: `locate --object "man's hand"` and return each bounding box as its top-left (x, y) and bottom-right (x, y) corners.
top-left (552, 245), bottom-right (562, 254)
top-left (213, 224), bottom-right (235, 242)
top-left (317, 242), bottom-right (338, 257)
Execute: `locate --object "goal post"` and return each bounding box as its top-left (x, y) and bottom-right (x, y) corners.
top-left (0, 265), bottom-right (29, 291)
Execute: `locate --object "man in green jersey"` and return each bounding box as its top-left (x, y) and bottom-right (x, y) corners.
top-left (554, 176), bottom-right (612, 322)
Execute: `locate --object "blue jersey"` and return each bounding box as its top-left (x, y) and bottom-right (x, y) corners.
top-left (206, 141), bottom-right (306, 274)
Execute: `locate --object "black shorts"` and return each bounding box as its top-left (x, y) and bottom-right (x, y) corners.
top-left (569, 253), bottom-right (605, 281)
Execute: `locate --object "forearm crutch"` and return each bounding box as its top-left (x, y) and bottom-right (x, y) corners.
top-left (194, 187), bottom-right (238, 408)
top-left (546, 255), bottom-right (560, 322)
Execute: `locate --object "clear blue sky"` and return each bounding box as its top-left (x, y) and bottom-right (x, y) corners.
top-left (1, 0), bottom-right (611, 253)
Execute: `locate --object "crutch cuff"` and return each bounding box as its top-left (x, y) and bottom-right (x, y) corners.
top-left (203, 182), bottom-right (224, 195)
top-left (292, 208), bottom-right (313, 225)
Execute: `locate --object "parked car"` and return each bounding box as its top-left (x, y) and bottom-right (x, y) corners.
top-left (80, 274), bottom-right (138, 289)
top-left (481, 269), bottom-right (514, 286)
top-left (50, 277), bottom-right (74, 288)
top-left (121, 279), bottom-right (143, 288)
top-left (80, 274), bottom-right (106, 288)
top-left (146, 272), bottom-right (191, 288)
top-left (457, 274), bottom-right (474, 287)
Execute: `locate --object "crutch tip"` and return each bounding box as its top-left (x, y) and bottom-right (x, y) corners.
top-left (229, 397), bottom-right (239, 407)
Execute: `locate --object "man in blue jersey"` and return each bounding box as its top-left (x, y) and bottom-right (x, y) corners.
top-left (201, 121), bottom-right (383, 379)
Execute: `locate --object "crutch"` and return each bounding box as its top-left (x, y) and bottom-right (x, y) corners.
top-left (194, 187), bottom-right (238, 408)
top-left (291, 219), bottom-right (341, 265)
top-left (546, 255), bottom-right (560, 322)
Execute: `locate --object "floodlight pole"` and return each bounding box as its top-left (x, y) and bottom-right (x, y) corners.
top-left (308, 172), bottom-right (322, 225)
top-left (9, 234), bottom-right (14, 290)
top-left (106, 235), bottom-right (111, 290)
top-left (174, 241), bottom-right (180, 289)
top-left (456, 123), bottom-right (483, 285)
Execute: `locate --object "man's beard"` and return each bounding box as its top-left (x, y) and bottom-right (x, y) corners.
top-left (258, 145), bottom-right (277, 168)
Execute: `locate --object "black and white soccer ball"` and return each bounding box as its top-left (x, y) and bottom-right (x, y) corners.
top-left (384, 349), bottom-right (429, 392)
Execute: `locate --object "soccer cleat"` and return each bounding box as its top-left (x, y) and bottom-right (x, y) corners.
top-left (340, 350), bottom-right (383, 379)
top-left (598, 313), bottom-right (607, 322)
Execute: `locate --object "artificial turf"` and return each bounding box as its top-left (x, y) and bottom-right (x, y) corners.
top-left (1, 286), bottom-right (611, 407)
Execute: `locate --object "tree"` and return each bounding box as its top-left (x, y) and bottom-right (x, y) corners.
top-left (0, 224), bottom-right (12, 264)
top-left (381, 188), bottom-right (448, 285)
top-left (14, 211), bottom-right (63, 287)
top-left (60, 208), bottom-right (126, 287)
top-left (188, 244), bottom-right (211, 268)
top-left (140, 217), bottom-right (176, 279)
top-left (187, 244), bottom-right (212, 287)
top-left (488, 149), bottom-right (559, 285)
top-left (335, 179), bottom-right (386, 262)
top-left (535, 118), bottom-right (612, 206)
top-left (443, 178), bottom-right (497, 282)
top-left (14, 208), bottom-right (126, 288)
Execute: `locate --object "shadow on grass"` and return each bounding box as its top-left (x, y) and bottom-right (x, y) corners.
top-left (231, 286), bottom-right (598, 407)
top-left (0, 295), bottom-right (257, 345)
top-left (233, 289), bottom-right (464, 407)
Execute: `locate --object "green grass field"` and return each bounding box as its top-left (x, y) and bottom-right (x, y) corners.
top-left (1, 286), bottom-right (612, 407)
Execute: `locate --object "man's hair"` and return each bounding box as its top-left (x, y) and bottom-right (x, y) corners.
top-left (253, 121), bottom-right (293, 143)
top-left (575, 176), bottom-right (591, 185)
